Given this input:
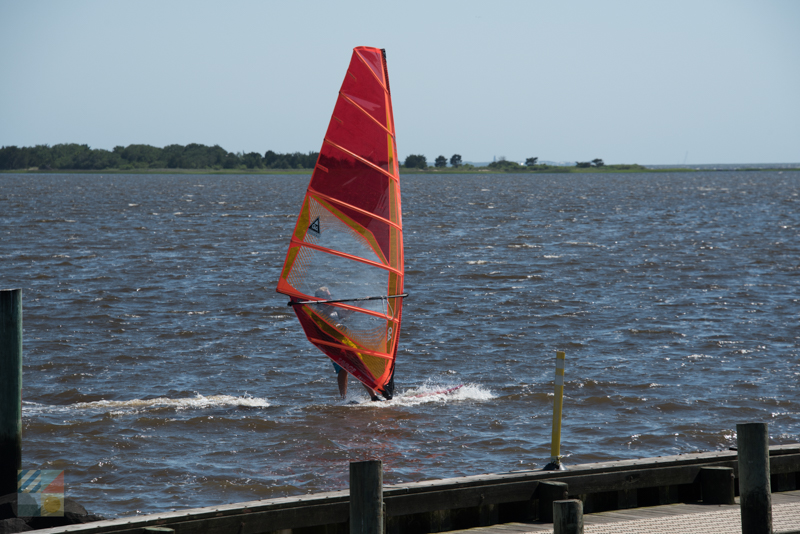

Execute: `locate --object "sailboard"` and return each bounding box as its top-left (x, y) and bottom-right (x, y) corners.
top-left (276, 47), bottom-right (405, 400)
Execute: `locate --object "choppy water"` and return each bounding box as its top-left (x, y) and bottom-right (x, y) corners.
top-left (1, 171), bottom-right (798, 518)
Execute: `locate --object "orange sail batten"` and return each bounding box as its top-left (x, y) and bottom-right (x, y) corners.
top-left (276, 47), bottom-right (403, 399)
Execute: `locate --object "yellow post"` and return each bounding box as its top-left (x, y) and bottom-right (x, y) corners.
top-left (544, 351), bottom-right (566, 470)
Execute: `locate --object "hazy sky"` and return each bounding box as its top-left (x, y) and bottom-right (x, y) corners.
top-left (2, 0), bottom-right (798, 165)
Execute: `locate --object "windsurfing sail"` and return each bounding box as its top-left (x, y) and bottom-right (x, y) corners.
top-left (276, 47), bottom-right (404, 400)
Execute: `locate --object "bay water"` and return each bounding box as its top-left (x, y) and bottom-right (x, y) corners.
top-left (1, 171), bottom-right (798, 517)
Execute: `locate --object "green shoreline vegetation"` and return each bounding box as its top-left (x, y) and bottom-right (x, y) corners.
top-left (0, 143), bottom-right (795, 174)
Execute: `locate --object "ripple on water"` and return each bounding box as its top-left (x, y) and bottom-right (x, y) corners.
top-left (2, 171), bottom-right (798, 517)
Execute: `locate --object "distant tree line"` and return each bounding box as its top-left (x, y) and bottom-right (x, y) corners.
top-left (576, 158), bottom-right (605, 168)
top-left (405, 153), bottom-right (623, 171)
top-left (2, 144), bottom-right (639, 173)
top-left (0, 143), bottom-right (319, 171)
top-left (402, 154), bottom-right (466, 169)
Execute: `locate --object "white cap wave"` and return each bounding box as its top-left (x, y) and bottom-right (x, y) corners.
top-left (23, 394), bottom-right (269, 416)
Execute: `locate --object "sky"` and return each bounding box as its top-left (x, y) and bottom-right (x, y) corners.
top-left (1, 0), bottom-right (798, 165)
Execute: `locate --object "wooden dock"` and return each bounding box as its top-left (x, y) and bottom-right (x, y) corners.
top-left (447, 490), bottom-right (800, 533)
top-left (31, 444), bottom-right (800, 534)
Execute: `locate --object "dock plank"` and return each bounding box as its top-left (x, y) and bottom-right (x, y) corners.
top-left (449, 490), bottom-right (800, 534)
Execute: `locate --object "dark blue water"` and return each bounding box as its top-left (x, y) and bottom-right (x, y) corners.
top-left (1, 171), bottom-right (798, 518)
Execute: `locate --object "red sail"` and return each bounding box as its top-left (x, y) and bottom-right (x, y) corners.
top-left (276, 47), bottom-right (403, 399)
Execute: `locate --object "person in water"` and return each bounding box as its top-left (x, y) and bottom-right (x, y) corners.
top-left (314, 286), bottom-right (340, 321)
top-left (333, 361), bottom-right (379, 401)
top-left (315, 286), bottom-right (379, 401)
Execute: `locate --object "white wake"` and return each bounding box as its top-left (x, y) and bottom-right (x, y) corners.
top-left (23, 394), bottom-right (269, 416)
top-left (344, 382), bottom-right (494, 407)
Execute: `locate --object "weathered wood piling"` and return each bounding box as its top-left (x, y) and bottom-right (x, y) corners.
top-left (350, 460), bottom-right (383, 534)
top-left (0, 288), bottom-right (23, 498)
top-left (738, 422), bottom-right (773, 534)
top-left (537, 481), bottom-right (568, 523)
top-left (553, 499), bottom-right (583, 534)
top-left (700, 465), bottom-right (736, 505)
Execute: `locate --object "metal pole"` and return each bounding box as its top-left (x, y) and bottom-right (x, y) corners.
top-left (350, 460), bottom-right (383, 534)
top-left (737, 422), bottom-right (772, 534)
top-left (544, 351), bottom-right (566, 471)
top-left (0, 289), bottom-right (23, 497)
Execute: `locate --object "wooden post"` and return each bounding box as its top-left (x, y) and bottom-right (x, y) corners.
top-left (0, 289), bottom-right (23, 498)
top-left (544, 351), bottom-right (567, 471)
top-left (350, 460), bottom-right (383, 534)
top-left (537, 481), bottom-right (568, 523)
top-left (553, 499), bottom-right (583, 534)
top-left (737, 423), bottom-right (772, 534)
top-left (700, 466), bottom-right (735, 505)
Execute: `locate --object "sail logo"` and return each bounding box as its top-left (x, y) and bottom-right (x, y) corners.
top-left (309, 217), bottom-right (321, 235)
top-left (18, 470), bottom-right (65, 517)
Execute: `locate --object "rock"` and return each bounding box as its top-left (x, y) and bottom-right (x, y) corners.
top-left (0, 518), bottom-right (31, 534)
top-left (26, 498), bottom-right (103, 529)
top-left (0, 494), bottom-right (19, 522)
top-left (0, 494), bottom-right (103, 530)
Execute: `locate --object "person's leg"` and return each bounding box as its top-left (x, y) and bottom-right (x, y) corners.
top-left (337, 369), bottom-right (348, 398)
top-left (362, 383), bottom-right (379, 401)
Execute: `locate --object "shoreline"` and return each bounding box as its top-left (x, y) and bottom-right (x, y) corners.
top-left (3, 166), bottom-right (799, 176)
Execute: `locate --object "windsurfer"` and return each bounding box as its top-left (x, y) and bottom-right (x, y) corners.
top-left (333, 361), bottom-right (380, 401)
top-left (314, 286), bottom-right (355, 325)
top-left (315, 287), bottom-right (380, 401)
top-left (314, 286), bottom-right (339, 320)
